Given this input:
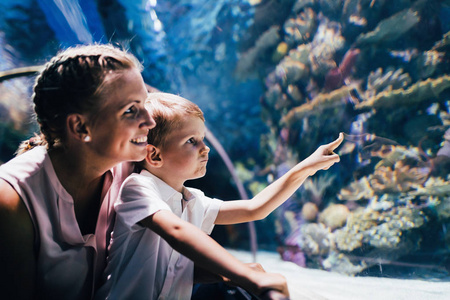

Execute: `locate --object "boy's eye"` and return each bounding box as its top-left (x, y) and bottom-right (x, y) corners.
top-left (187, 138), bottom-right (196, 144)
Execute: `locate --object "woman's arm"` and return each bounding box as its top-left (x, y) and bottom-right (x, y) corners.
top-left (140, 210), bottom-right (289, 298)
top-left (0, 179), bottom-right (36, 299)
top-left (215, 133), bottom-right (343, 225)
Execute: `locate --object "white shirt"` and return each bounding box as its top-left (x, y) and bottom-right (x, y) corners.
top-left (96, 170), bottom-right (223, 300)
top-left (0, 146), bottom-right (133, 300)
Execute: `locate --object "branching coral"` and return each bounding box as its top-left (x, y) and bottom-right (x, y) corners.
top-left (356, 74), bottom-right (450, 110)
top-left (364, 67), bottom-right (412, 99)
top-left (281, 84), bottom-right (355, 126)
top-left (355, 8), bottom-right (420, 45)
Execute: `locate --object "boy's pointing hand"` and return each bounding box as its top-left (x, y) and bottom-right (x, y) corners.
top-left (301, 132), bottom-right (344, 176)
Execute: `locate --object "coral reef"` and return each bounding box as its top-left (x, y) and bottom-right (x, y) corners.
top-left (240, 0), bottom-right (450, 278)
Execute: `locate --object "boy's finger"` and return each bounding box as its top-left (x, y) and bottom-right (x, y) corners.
top-left (329, 153), bottom-right (340, 162)
top-left (323, 152), bottom-right (340, 163)
top-left (327, 132), bottom-right (344, 150)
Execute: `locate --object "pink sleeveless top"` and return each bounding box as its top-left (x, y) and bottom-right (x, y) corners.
top-left (0, 146), bottom-right (133, 300)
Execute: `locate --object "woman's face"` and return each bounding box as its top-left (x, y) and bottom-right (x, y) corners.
top-left (87, 68), bottom-right (155, 165)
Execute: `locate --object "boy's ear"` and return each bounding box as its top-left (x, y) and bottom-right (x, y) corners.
top-left (66, 114), bottom-right (90, 141)
top-left (145, 144), bottom-right (163, 167)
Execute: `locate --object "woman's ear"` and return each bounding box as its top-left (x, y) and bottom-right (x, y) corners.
top-left (66, 114), bottom-right (90, 142)
top-left (145, 144), bottom-right (163, 167)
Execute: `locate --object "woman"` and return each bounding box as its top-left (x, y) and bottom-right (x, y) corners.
top-left (0, 44), bottom-right (155, 299)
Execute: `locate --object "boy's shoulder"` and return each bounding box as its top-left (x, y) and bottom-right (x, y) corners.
top-left (183, 187), bottom-right (223, 206)
top-left (122, 170), bottom-right (160, 188)
top-left (183, 186), bottom-right (206, 199)
top-left (120, 170), bottom-right (176, 204)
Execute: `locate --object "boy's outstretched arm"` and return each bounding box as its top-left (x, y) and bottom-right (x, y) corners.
top-left (140, 210), bottom-right (289, 299)
top-left (215, 133), bottom-right (344, 225)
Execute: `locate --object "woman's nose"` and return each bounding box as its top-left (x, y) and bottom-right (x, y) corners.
top-left (141, 108), bottom-right (156, 129)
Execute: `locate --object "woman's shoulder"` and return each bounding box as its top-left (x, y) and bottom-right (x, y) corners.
top-left (0, 179), bottom-right (22, 210)
top-left (0, 146), bottom-right (47, 181)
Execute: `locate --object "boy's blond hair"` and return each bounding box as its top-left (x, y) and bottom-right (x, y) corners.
top-left (146, 93), bottom-right (205, 149)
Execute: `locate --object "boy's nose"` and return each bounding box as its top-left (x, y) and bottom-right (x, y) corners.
top-left (201, 145), bottom-right (210, 154)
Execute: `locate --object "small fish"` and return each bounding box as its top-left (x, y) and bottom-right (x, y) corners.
top-left (341, 132), bottom-right (400, 162)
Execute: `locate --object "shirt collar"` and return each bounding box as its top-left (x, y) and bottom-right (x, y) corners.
top-left (138, 169), bottom-right (184, 205)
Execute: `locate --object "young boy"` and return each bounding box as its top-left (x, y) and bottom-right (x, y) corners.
top-left (96, 93), bottom-right (343, 300)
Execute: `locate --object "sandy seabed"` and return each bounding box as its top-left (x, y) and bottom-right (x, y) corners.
top-left (227, 249), bottom-right (450, 300)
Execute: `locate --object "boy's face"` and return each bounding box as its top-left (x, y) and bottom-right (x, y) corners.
top-left (158, 115), bottom-right (210, 188)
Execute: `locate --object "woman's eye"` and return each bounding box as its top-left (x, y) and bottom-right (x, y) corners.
top-left (124, 106), bottom-right (138, 116)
